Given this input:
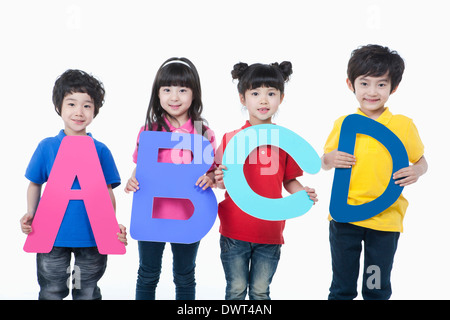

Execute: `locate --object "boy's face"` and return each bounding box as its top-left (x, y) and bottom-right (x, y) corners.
top-left (347, 72), bottom-right (397, 119)
top-left (240, 86), bottom-right (284, 125)
top-left (60, 92), bottom-right (95, 135)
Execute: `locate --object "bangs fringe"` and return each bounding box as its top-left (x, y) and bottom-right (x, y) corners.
top-left (158, 64), bottom-right (193, 88)
top-left (244, 66), bottom-right (284, 91)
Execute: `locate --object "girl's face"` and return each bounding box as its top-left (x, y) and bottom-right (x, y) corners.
top-left (158, 86), bottom-right (193, 127)
top-left (240, 86), bottom-right (284, 125)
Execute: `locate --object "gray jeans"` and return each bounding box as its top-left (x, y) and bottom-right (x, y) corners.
top-left (36, 247), bottom-right (107, 300)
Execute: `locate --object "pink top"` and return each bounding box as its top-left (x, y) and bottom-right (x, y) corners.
top-left (132, 117), bottom-right (216, 221)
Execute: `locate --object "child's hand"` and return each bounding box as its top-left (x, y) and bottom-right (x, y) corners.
top-left (304, 186), bottom-right (318, 204)
top-left (393, 165), bottom-right (421, 187)
top-left (117, 224), bottom-right (128, 246)
top-left (195, 174), bottom-right (214, 190)
top-left (20, 213), bottom-right (34, 234)
top-left (125, 176), bottom-right (139, 193)
top-left (322, 150), bottom-right (356, 169)
top-left (214, 165), bottom-right (227, 189)
top-left (393, 155), bottom-right (428, 187)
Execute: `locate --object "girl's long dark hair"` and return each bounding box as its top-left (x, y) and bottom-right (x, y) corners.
top-left (145, 57), bottom-right (208, 135)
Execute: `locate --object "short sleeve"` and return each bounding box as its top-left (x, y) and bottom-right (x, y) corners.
top-left (25, 137), bottom-right (60, 185)
top-left (283, 153), bottom-right (303, 181)
top-left (98, 145), bottom-right (121, 189)
top-left (203, 126), bottom-right (217, 173)
top-left (323, 116), bottom-right (346, 154)
top-left (405, 120), bottom-right (425, 163)
top-left (132, 126), bottom-right (146, 164)
top-left (25, 143), bottom-right (48, 184)
top-left (214, 133), bottom-right (230, 167)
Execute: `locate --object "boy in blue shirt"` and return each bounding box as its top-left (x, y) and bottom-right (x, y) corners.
top-left (20, 69), bottom-right (127, 300)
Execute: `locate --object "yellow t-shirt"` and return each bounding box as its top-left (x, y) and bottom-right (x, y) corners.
top-left (324, 108), bottom-right (424, 232)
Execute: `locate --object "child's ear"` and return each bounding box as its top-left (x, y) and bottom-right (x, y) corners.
top-left (280, 93), bottom-right (285, 104)
top-left (346, 78), bottom-right (355, 93)
top-left (239, 93), bottom-right (245, 105)
top-left (390, 85), bottom-right (399, 94)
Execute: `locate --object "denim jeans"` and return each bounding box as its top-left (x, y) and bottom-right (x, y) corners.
top-left (328, 220), bottom-right (400, 300)
top-left (220, 235), bottom-right (281, 300)
top-left (136, 240), bottom-right (200, 300)
top-left (36, 247), bottom-right (107, 300)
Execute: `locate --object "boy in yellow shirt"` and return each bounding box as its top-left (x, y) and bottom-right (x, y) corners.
top-left (322, 44), bottom-right (428, 300)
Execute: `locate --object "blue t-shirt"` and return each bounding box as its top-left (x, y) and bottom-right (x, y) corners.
top-left (25, 130), bottom-right (121, 247)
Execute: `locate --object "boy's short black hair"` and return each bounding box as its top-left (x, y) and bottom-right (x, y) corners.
top-left (347, 44), bottom-right (405, 93)
top-left (52, 69), bottom-right (105, 117)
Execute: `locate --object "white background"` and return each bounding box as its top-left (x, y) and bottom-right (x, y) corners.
top-left (1, 0), bottom-right (448, 300)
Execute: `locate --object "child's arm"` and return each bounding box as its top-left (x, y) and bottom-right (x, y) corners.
top-left (20, 182), bottom-right (42, 234)
top-left (283, 179), bottom-right (318, 204)
top-left (108, 183), bottom-right (128, 246)
top-left (321, 149), bottom-right (356, 170)
top-left (195, 171), bottom-right (215, 190)
top-left (393, 155), bottom-right (428, 187)
top-left (124, 167), bottom-right (139, 193)
top-left (214, 165), bottom-right (227, 189)
top-left (117, 224), bottom-right (128, 246)
top-left (108, 184), bottom-right (116, 211)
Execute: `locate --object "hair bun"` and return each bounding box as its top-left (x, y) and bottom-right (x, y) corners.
top-left (231, 62), bottom-right (249, 80)
top-left (271, 61), bottom-right (293, 81)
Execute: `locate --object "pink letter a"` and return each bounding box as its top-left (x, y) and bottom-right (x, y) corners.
top-left (24, 136), bottom-right (126, 255)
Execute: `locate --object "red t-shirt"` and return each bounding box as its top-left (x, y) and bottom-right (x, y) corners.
top-left (215, 121), bottom-right (303, 244)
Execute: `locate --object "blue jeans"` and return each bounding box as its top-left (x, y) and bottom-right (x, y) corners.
top-left (220, 235), bottom-right (281, 300)
top-left (136, 240), bottom-right (200, 300)
top-left (328, 220), bottom-right (400, 300)
top-left (36, 247), bottom-right (107, 300)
